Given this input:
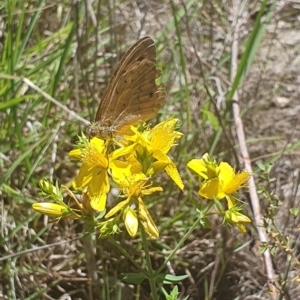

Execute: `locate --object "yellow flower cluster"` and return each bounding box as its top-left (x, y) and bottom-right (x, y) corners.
top-left (33, 119), bottom-right (183, 238)
top-left (33, 120), bottom-right (252, 237)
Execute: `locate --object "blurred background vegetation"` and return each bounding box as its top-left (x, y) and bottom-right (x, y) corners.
top-left (1, 0), bottom-right (300, 299)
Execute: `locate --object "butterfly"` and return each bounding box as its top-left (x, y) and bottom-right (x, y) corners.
top-left (88, 36), bottom-right (165, 139)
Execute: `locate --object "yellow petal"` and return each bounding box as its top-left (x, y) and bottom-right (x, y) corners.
top-left (110, 143), bottom-right (136, 160)
top-left (166, 161), bottom-right (184, 190)
top-left (217, 162), bottom-right (235, 188)
top-left (88, 171), bottom-right (110, 211)
top-left (236, 223), bottom-right (247, 233)
top-left (142, 186), bottom-right (163, 195)
top-left (124, 208), bottom-right (138, 237)
top-left (138, 198), bottom-right (159, 239)
top-left (199, 179), bottom-right (222, 199)
top-left (126, 126), bottom-right (149, 146)
top-left (105, 198), bottom-right (130, 218)
top-left (225, 195), bottom-right (236, 208)
top-left (223, 171), bottom-right (251, 194)
top-left (90, 192), bottom-right (107, 212)
top-left (187, 159), bottom-right (211, 179)
top-left (127, 155), bottom-right (144, 174)
top-left (235, 211), bottom-right (251, 223)
top-left (111, 160), bottom-right (148, 191)
top-left (68, 149), bottom-right (83, 160)
top-left (225, 210), bottom-right (239, 223)
top-left (90, 137), bottom-right (106, 150)
top-left (224, 209), bottom-right (251, 233)
top-left (110, 160), bottom-right (130, 183)
top-left (151, 119), bottom-right (182, 153)
top-left (32, 203), bottom-right (68, 217)
top-left (188, 153), bottom-right (219, 180)
top-left (152, 161), bottom-right (169, 174)
top-left (82, 140), bottom-right (108, 168)
top-left (84, 152), bottom-right (108, 169)
top-left (74, 164), bottom-right (94, 188)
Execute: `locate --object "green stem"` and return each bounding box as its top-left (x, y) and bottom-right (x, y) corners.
top-left (140, 227), bottom-right (159, 300)
top-left (107, 237), bottom-right (146, 276)
top-left (157, 214), bottom-right (203, 274)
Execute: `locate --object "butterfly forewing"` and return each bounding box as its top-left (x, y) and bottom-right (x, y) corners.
top-left (95, 37), bottom-right (156, 121)
top-left (90, 36), bottom-right (164, 138)
top-left (111, 60), bottom-right (163, 123)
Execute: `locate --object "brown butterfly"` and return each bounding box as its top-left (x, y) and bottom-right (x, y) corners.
top-left (88, 36), bottom-right (165, 139)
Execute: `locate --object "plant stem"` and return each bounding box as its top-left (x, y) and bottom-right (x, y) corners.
top-left (140, 227), bottom-right (159, 300)
top-left (108, 237), bottom-right (146, 275)
top-left (157, 214), bottom-right (203, 274)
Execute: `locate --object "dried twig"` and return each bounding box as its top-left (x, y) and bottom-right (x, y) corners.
top-left (0, 73), bottom-right (89, 125)
top-left (230, 1), bottom-right (277, 298)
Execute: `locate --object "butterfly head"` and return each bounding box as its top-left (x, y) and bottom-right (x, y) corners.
top-left (87, 122), bottom-right (116, 140)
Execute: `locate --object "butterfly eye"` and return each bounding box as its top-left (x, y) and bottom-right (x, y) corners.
top-left (86, 126), bottom-right (94, 139)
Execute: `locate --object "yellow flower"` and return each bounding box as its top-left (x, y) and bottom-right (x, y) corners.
top-left (69, 135), bottom-right (146, 213)
top-left (187, 153), bottom-right (218, 180)
top-left (188, 153), bottom-right (251, 205)
top-left (105, 174), bottom-right (162, 238)
top-left (125, 119), bottom-right (184, 190)
top-left (110, 159), bottom-right (162, 197)
top-left (110, 157), bottom-right (143, 184)
top-left (224, 205), bottom-right (251, 233)
top-left (150, 118), bottom-right (183, 153)
top-left (69, 137), bottom-right (109, 211)
top-left (188, 154), bottom-right (252, 232)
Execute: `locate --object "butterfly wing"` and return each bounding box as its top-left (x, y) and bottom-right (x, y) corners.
top-left (110, 59), bottom-right (165, 131)
top-left (94, 37), bottom-right (164, 131)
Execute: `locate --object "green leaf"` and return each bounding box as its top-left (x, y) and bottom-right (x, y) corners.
top-left (155, 274), bottom-right (188, 284)
top-left (122, 273), bottom-right (147, 284)
top-left (290, 208), bottom-right (299, 218)
top-left (201, 108), bottom-right (219, 131)
top-left (161, 285), bottom-right (189, 300)
top-left (256, 161), bottom-right (266, 172)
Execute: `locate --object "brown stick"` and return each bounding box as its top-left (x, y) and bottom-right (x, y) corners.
top-left (230, 1), bottom-right (277, 298)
